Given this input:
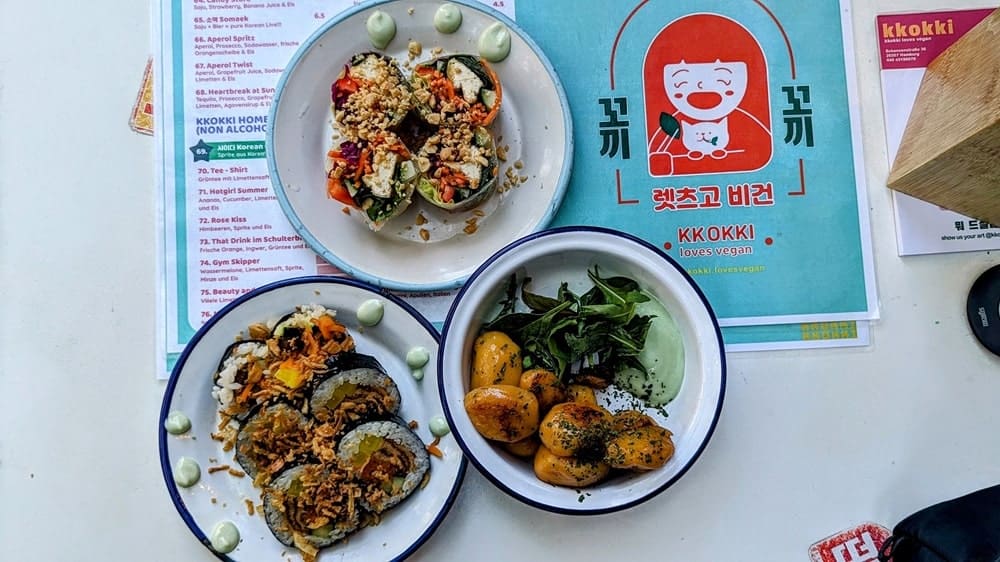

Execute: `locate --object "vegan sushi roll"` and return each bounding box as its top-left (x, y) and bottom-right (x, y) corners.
top-left (209, 306), bottom-right (436, 561)
top-left (337, 420), bottom-right (430, 513)
top-left (332, 52), bottom-right (413, 139)
top-left (309, 365), bottom-right (401, 428)
top-left (414, 123), bottom-right (499, 211)
top-left (410, 54), bottom-right (502, 127)
top-left (271, 304), bottom-right (353, 357)
top-left (325, 133), bottom-right (420, 230)
top-left (268, 304), bottom-right (355, 390)
top-left (235, 403), bottom-right (313, 485)
top-left (262, 463), bottom-right (362, 556)
top-left (212, 339), bottom-right (270, 419)
top-left (321, 350), bottom-right (385, 376)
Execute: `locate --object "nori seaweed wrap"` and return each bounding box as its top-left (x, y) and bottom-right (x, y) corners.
top-left (309, 366), bottom-right (401, 426)
top-left (337, 420), bottom-right (430, 513)
top-left (262, 463), bottom-right (362, 553)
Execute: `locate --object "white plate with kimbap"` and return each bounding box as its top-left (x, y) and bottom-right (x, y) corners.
top-left (159, 276), bottom-right (466, 561)
top-left (267, 0), bottom-right (572, 291)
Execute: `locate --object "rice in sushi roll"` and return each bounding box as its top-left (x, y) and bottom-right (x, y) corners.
top-left (337, 420), bottom-right (430, 513)
top-left (211, 339), bottom-right (270, 419)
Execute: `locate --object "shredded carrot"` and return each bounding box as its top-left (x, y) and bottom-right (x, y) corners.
top-left (302, 328), bottom-right (319, 357)
top-left (426, 437), bottom-right (443, 459)
top-left (354, 148), bottom-right (370, 183)
top-left (236, 380), bottom-right (255, 405)
top-left (467, 103), bottom-right (489, 126)
top-left (435, 167), bottom-right (469, 203)
top-left (327, 175), bottom-right (355, 207)
top-left (442, 184), bottom-right (456, 203)
top-left (334, 74), bottom-right (360, 97)
top-left (316, 315), bottom-right (338, 340)
top-left (388, 142), bottom-right (411, 157)
top-left (418, 67), bottom-right (459, 105)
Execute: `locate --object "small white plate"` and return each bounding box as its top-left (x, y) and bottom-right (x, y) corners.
top-left (159, 277), bottom-right (465, 560)
top-left (267, 0), bottom-right (572, 291)
top-left (438, 227), bottom-right (726, 514)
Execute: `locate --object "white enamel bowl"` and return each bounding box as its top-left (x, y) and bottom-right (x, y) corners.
top-left (438, 226), bottom-right (726, 514)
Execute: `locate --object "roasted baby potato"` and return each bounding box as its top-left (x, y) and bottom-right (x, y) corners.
top-left (538, 402), bottom-right (614, 458)
top-left (502, 434), bottom-right (541, 458)
top-left (518, 369), bottom-right (567, 413)
top-left (533, 444), bottom-right (610, 487)
top-left (612, 410), bottom-right (657, 432)
top-left (464, 384), bottom-right (539, 443)
top-left (605, 425), bottom-right (675, 470)
top-left (470, 331), bottom-right (523, 388)
top-left (565, 384), bottom-right (598, 406)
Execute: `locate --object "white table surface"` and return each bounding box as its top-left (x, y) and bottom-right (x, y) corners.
top-left (2, 0), bottom-right (999, 560)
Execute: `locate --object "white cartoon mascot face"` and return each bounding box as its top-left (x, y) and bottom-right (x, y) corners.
top-left (663, 60), bottom-right (748, 122)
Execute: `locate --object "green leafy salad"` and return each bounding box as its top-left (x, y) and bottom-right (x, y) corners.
top-left (483, 267), bottom-right (685, 407)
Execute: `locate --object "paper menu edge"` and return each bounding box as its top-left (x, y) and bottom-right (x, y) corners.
top-left (875, 6), bottom-right (1000, 257)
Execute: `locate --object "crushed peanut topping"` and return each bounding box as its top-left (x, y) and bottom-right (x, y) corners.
top-left (335, 55), bottom-right (413, 142)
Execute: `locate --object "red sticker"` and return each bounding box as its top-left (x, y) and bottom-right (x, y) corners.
top-left (809, 523), bottom-right (890, 562)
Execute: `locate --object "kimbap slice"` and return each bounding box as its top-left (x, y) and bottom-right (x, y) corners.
top-left (338, 420), bottom-right (431, 513)
top-left (235, 403), bottom-right (313, 485)
top-left (262, 463), bottom-right (362, 554)
top-left (414, 123), bottom-right (499, 211)
top-left (269, 305), bottom-right (354, 389)
top-left (410, 54), bottom-right (502, 126)
top-left (332, 52), bottom-right (413, 137)
top-left (309, 367), bottom-right (401, 426)
top-left (326, 133), bottom-right (419, 231)
top-left (321, 351), bottom-right (385, 376)
top-left (211, 339), bottom-right (271, 419)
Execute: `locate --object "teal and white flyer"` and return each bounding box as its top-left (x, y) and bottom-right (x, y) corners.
top-left (518, 0), bottom-right (877, 326)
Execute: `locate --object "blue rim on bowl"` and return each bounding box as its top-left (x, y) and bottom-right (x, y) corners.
top-left (437, 226), bottom-right (727, 515)
top-left (158, 275), bottom-right (467, 560)
top-left (266, 0), bottom-right (574, 292)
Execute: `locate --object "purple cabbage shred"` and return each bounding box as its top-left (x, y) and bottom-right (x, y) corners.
top-left (331, 65), bottom-right (352, 109)
top-left (339, 141), bottom-right (361, 165)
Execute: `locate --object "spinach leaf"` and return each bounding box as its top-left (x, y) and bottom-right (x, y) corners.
top-left (482, 267), bottom-right (654, 382)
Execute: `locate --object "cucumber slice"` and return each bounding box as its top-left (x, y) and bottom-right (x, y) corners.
top-left (480, 89), bottom-right (497, 109)
top-left (473, 127), bottom-right (492, 148)
top-left (398, 160), bottom-right (418, 182)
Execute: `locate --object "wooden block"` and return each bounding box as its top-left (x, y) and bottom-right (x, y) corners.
top-left (887, 8), bottom-right (1000, 225)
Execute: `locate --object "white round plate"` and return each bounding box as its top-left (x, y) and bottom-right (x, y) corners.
top-left (267, 0), bottom-right (572, 291)
top-left (438, 226), bottom-right (726, 514)
top-left (159, 276), bottom-right (466, 561)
